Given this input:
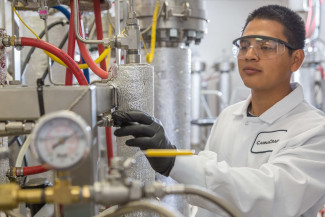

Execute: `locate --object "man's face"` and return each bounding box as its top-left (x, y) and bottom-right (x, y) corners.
top-left (238, 19), bottom-right (293, 92)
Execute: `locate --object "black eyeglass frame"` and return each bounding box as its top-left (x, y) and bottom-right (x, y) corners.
top-left (232, 35), bottom-right (298, 50)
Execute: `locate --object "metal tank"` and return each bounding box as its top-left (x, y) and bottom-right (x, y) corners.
top-left (153, 48), bottom-right (191, 215)
top-left (135, 0), bottom-right (207, 46)
top-left (135, 0), bottom-right (208, 216)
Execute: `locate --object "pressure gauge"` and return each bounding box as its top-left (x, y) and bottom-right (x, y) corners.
top-left (31, 110), bottom-right (91, 170)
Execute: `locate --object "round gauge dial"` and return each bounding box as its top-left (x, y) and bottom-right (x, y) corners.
top-left (31, 111), bottom-right (91, 170)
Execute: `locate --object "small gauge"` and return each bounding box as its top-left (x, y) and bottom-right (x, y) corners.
top-left (31, 110), bottom-right (91, 170)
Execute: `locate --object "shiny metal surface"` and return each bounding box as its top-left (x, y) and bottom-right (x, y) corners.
top-left (0, 137), bottom-right (9, 184)
top-left (152, 48), bottom-right (191, 216)
top-left (136, 0), bottom-right (207, 46)
top-left (109, 63), bottom-right (155, 217)
top-left (0, 84), bottom-right (116, 216)
top-left (0, 85), bottom-right (115, 121)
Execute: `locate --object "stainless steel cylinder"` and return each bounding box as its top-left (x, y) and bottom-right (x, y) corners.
top-left (152, 47), bottom-right (191, 216)
top-left (111, 63), bottom-right (155, 179)
top-left (135, 0), bottom-right (207, 46)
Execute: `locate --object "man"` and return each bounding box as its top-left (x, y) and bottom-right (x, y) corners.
top-left (112, 5), bottom-right (325, 217)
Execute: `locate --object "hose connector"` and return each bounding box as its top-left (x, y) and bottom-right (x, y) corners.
top-left (1, 35), bottom-right (22, 49)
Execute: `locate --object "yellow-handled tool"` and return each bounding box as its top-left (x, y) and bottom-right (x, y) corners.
top-left (144, 149), bottom-right (195, 157)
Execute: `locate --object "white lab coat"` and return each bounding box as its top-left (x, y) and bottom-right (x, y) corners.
top-left (170, 83), bottom-right (325, 217)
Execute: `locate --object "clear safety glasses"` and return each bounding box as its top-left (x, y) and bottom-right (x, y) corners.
top-left (232, 35), bottom-right (297, 60)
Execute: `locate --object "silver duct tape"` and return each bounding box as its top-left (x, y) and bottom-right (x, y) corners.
top-left (0, 137), bottom-right (9, 184)
top-left (152, 48), bottom-right (191, 216)
top-left (0, 28), bottom-right (6, 85)
top-left (111, 64), bottom-right (155, 217)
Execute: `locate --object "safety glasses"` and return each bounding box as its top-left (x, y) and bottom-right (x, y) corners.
top-left (232, 35), bottom-right (297, 60)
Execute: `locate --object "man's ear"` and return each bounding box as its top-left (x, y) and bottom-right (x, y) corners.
top-left (290, 49), bottom-right (305, 72)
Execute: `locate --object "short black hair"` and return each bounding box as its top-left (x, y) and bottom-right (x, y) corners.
top-left (242, 5), bottom-right (305, 50)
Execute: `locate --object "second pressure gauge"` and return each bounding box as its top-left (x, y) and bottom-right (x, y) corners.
top-left (31, 110), bottom-right (91, 170)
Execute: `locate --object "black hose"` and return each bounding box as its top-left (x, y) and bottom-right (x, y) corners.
top-left (21, 20), bottom-right (69, 77)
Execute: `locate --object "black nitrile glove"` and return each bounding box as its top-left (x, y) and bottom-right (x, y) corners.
top-left (112, 110), bottom-right (176, 176)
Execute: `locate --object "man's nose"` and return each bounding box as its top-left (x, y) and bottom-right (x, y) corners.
top-left (245, 46), bottom-right (259, 61)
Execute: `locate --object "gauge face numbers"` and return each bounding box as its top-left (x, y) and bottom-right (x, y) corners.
top-left (33, 112), bottom-right (91, 170)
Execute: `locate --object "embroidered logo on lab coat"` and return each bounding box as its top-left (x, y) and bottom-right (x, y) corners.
top-left (251, 130), bottom-right (287, 153)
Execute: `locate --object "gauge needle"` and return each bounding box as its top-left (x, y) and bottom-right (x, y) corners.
top-left (52, 134), bottom-right (73, 149)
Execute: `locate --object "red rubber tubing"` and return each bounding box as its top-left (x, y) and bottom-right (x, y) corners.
top-left (105, 127), bottom-right (114, 165)
top-left (21, 37), bottom-right (88, 85)
top-left (23, 165), bottom-right (48, 176)
top-left (75, 6), bottom-right (108, 79)
top-left (65, 0), bottom-right (76, 85)
top-left (94, 0), bottom-right (107, 71)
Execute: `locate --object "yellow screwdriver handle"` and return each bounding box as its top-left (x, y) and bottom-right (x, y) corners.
top-left (144, 149), bottom-right (195, 157)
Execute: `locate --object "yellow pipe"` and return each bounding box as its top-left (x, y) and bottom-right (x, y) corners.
top-left (146, 0), bottom-right (160, 63)
top-left (144, 149), bottom-right (195, 157)
top-left (13, 7), bottom-right (109, 70)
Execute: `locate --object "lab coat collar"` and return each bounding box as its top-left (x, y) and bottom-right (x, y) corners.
top-left (233, 83), bottom-right (304, 124)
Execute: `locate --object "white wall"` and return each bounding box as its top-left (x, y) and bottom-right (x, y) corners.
top-left (192, 0), bottom-right (325, 105)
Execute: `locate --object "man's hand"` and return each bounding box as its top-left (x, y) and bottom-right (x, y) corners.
top-left (112, 110), bottom-right (175, 176)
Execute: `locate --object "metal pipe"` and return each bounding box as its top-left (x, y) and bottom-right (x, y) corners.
top-left (93, 200), bottom-right (185, 217)
top-left (130, 0), bottom-right (135, 13)
top-left (115, 0), bottom-right (121, 65)
top-left (73, 0), bottom-right (104, 44)
top-left (164, 185), bottom-right (239, 217)
top-left (1, 0), bottom-right (5, 29)
top-left (123, 0), bottom-right (128, 30)
top-left (311, 0), bottom-right (321, 40)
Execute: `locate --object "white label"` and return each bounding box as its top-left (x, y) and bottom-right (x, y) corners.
top-left (251, 130), bottom-right (287, 153)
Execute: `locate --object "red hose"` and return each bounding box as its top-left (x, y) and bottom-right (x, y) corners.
top-left (105, 127), bottom-right (114, 165)
top-left (23, 165), bottom-right (48, 176)
top-left (65, 0), bottom-right (76, 85)
top-left (94, 0), bottom-right (107, 71)
top-left (21, 37), bottom-right (88, 85)
top-left (74, 3), bottom-right (108, 79)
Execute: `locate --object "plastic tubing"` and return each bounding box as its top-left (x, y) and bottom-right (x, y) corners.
top-left (20, 37), bottom-right (88, 85)
top-left (23, 165), bottom-right (48, 176)
top-left (94, 0), bottom-right (107, 70)
top-left (65, 0), bottom-right (77, 85)
top-left (74, 5), bottom-right (108, 79)
top-left (146, 0), bottom-right (160, 63)
top-left (164, 185), bottom-right (239, 217)
top-left (93, 200), bottom-right (184, 217)
top-left (15, 135), bottom-right (31, 167)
